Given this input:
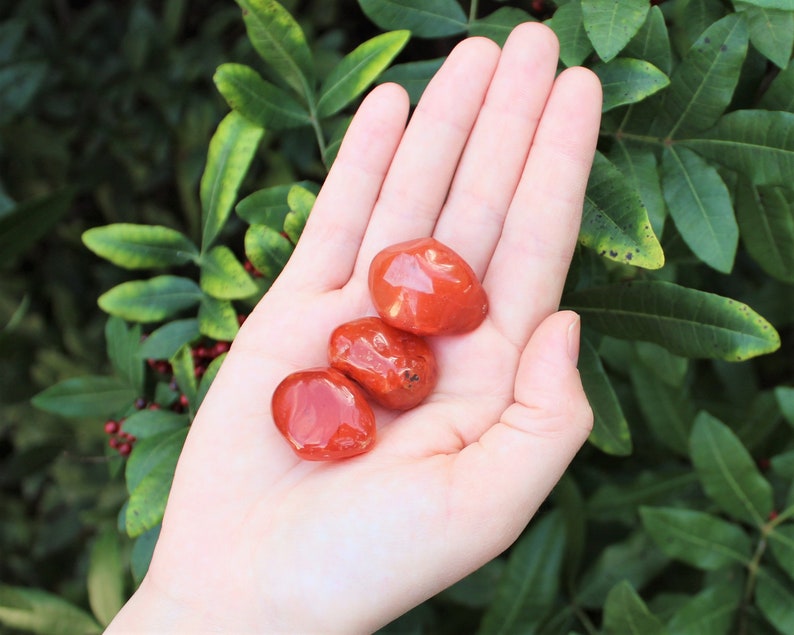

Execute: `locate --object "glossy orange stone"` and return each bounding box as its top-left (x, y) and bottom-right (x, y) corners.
top-left (329, 317), bottom-right (438, 410)
top-left (271, 368), bottom-right (376, 460)
top-left (368, 237), bottom-right (488, 335)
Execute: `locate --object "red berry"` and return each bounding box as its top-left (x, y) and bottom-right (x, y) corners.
top-left (237, 314), bottom-right (248, 326)
top-left (179, 394), bottom-right (190, 408)
top-left (118, 442), bottom-right (132, 457)
top-left (109, 437), bottom-right (120, 449)
top-left (104, 420), bottom-right (120, 435)
top-left (212, 341), bottom-right (231, 357)
top-left (148, 403), bottom-right (161, 411)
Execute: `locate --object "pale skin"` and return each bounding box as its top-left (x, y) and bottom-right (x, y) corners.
top-left (107, 23), bottom-right (602, 634)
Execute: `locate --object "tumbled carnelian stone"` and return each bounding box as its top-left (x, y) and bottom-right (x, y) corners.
top-left (369, 237), bottom-right (488, 335)
top-left (329, 316), bottom-right (438, 410)
top-left (271, 368), bottom-right (376, 460)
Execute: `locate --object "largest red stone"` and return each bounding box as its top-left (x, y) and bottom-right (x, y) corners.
top-left (271, 368), bottom-right (376, 460)
top-left (368, 237), bottom-right (488, 335)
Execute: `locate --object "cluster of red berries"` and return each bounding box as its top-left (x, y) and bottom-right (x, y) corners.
top-left (104, 419), bottom-right (136, 457)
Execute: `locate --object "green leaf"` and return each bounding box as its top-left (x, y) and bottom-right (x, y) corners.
top-left (666, 581), bottom-right (742, 635)
top-left (554, 475), bottom-right (587, 585)
top-left (138, 319), bottom-right (200, 360)
top-left (106, 317), bottom-right (144, 394)
top-left (469, 8), bottom-right (535, 46)
top-left (609, 142), bottom-right (666, 238)
top-left (769, 525), bottom-right (794, 580)
top-left (284, 183), bottom-right (316, 243)
top-left (653, 14), bottom-right (748, 139)
top-left (581, 0), bottom-right (650, 62)
top-left (235, 180), bottom-right (316, 227)
top-left (635, 341), bottom-right (688, 387)
top-left (579, 335), bottom-right (631, 456)
top-left (640, 506), bottom-right (752, 570)
top-left (98, 276), bottom-right (202, 323)
top-left (735, 180), bottom-right (794, 283)
top-left (235, 0), bottom-right (315, 96)
top-left (690, 411), bottom-right (774, 526)
top-left (679, 110), bottom-right (794, 186)
top-left (213, 63), bottom-right (311, 130)
top-left (125, 428), bottom-right (188, 537)
top-left (121, 409), bottom-right (189, 439)
top-left (199, 245), bottom-right (258, 300)
top-left (756, 568), bottom-right (794, 634)
top-left (198, 296), bottom-right (240, 342)
top-left (593, 58), bottom-right (669, 112)
top-left (735, 3), bottom-right (794, 68)
top-left (245, 223), bottom-right (293, 280)
top-left (477, 512), bottom-right (566, 635)
top-left (197, 352), bottom-right (227, 410)
top-left (0, 585), bottom-right (101, 635)
top-left (378, 58), bottom-right (444, 105)
top-left (0, 189), bottom-right (73, 267)
top-left (623, 6), bottom-right (672, 75)
top-left (323, 116), bottom-right (352, 168)
top-left (317, 31), bottom-right (410, 118)
top-left (563, 280), bottom-right (781, 361)
top-left (581, 151), bottom-right (665, 269)
top-left (357, 0), bottom-right (467, 38)
top-left (776, 386), bottom-right (794, 427)
top-left (170, 344), bottom-right (197, 409)
top-left (87, 528), bottom-right (125, 627)
top-left (131, 526), bottom-right (160, 586)
top-left (736, 0), bottom-right (794, 7)
top-left (200, 111), bottom-right (264, 251)
top-left (661, 145), bottom-right (738, 273)
top-left (602, 580), bottom-right (668, 635)
top-left (0, 60), bottom-right (48, 122)
top-left (82, 223), bottom-right (199, 270)
top-left (439, 559), bottom-right (505, 609)
top-left (546, 0), bottom-right (593, 67)
top-left (31, 376), bottom-right (136, 418)
top-left (759, 62), bottom-right (794, 111)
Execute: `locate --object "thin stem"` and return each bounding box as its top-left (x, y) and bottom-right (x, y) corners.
top-left (469, 0), bottom-right (479, 23)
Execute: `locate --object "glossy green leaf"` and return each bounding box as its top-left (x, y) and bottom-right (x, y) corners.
top-left (0, 585), bottom-right (101, 635)
top-left (736, 3), bottom-right (794, 68)
top-left (679, 110), bottom-right (794, 186)
top-left (554, 475), bottom-right (586, 585)
top-left (439, 559), bottom-right (505, 609)
top-left (82, 223), bottom-right (198, 270)
top-left (690, 411), bottom-right (774, 526)
top-left (563, 281), bottom-right (781, 361)
top-left (121, 409), bottom-right (189, 440)
top-left (125, 428), bottom-right (188, 537)
top-left (378, 58), bottom-right (444, 105)
top-left (580, 151), bottom-right (665, 269)
top-left (198, 296), bottom-right (240, 342)
top-left (579, 335), bottom-right (631, 456)
top-left (759, 62), bottom-right (794, 111)
top-left (131, 526), bottom-right (160, 586)
top-left (547, 0), bottom-right (593, 67)
top-left (0, 189), bottom-right (73, 267)
top-left (609, 142), bottom-right (666, 237)
top-left (653, 14), bottom-right (748, 139)
top-left (105, 317), bottom-right (144, 393)
top-left (640, 506), bottom-right (752, 570)
top-left (669, 0), bottom-right (729, 63)
top-left (199, 245), bottom-right (258, 300)
top-left (235, 180), bottom-right (316, 228)
top-left (623, 6), bottom-right (672, 75)
top-left (245, 224), bottom-right (293, 280)
top-left (31, 376), bottom-right (136, 418)
top-left (284, 184), bottom-right (316, 243)
top-left (581, 0), bottom-right (649, 62)
top-left (200, 111), bottom-right (264, 251)
top-left (635, 341), bottom-right (688, 387)
top-left (235, 0), bottom-right (314, 96)
top-left (323, 116), bottom-right (352, 168)
top-left (602, 580), bottom-right (667, 635)
top-left (357, 0), bottom-right (467, 38)
top-left (593, 58), bottom-right (669, 112)
top-left (213, 63), bottom-right (311, 130)
top-left (98, 276), bottom-right (202, 323)
top-left (667, 581), bottom-right (742, 635)
top-left (735, 180), bottom-right (794, 283)
top-left (776, 386), bottom-right (794, 427)
top-left (170, 344), bottom-right (197, 409)
top-left (736, 0), bottom-right (794, 7)
top-left (197, 352), bottom-right (227, 411)
top-left (469, 8), bottom-right (535, 46)
top-left (477, 512), bottom-right (565, 635)
top-left (317, 31), bottom-right (410, 118)
top-left (769, 525), bottom-right (794, 580)
top-left (756, 568), bottom-right (794, 634)
top-left (137, 318), bottom-right (200, 360)
top-left (87, 528), bottom-right (125, 626)
top-left (661, 146), bottom-right (738, 273)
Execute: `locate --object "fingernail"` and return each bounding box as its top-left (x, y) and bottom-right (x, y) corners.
top-left (567, 313), bottom-right (581, 364)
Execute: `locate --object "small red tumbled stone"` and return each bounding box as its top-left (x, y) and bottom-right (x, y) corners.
top-left (271, 368), bottom-right (376, 461)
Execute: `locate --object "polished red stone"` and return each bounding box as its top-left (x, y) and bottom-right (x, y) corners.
top-left (368, 237), bottom-right (488, 335)
top-left (329, 317), bottom-right (438, 410)
top-left (271, 368), bottom-right (376, 460)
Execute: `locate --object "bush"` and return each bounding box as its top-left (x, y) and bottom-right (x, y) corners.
top-left (2, 0), bottom-right (793, 632)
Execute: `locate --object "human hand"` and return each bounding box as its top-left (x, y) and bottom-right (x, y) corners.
top-left (107, 22), bottom-right (601, 634)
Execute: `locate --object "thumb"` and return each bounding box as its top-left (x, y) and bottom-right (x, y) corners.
top-left (450, 310), bottom-right (593, 552)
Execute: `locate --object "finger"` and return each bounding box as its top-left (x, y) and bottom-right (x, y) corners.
top-left (484, 67), bottom-right (602, 348)
top-left (434, 23), bottom-right (560, 277)
top-left (448, 311), bottom-right (593, 554)
top-left (278, 83), bottom-right (409, 293)
top-left (353, 36), bottom-right (502, 275)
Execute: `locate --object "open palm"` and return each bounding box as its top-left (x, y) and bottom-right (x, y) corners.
top-left (108, 23), bottom-right (601, 634)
